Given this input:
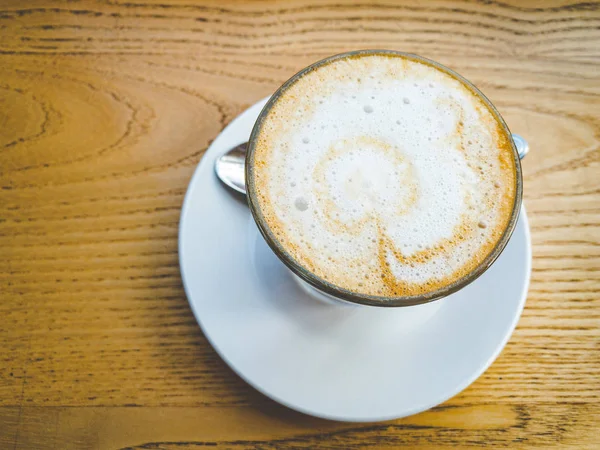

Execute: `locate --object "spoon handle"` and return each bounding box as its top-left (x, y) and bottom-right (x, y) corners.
top-left (512, 134), bottom-right (529, 160)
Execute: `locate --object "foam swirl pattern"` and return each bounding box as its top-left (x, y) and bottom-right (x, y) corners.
top-left (251, 53), bottom-right (517, 298)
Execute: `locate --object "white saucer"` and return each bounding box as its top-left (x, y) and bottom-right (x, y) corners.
top-left (179, 98), bottom-right (532, 422)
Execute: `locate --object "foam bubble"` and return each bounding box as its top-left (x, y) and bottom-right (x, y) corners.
top-left (252, 53), bottom-right (516, 298)
top-left (294, 196), bottom-right (309, 211)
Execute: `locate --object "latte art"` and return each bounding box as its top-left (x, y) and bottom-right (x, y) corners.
top-left (250, 53), bottom-right (517, 298)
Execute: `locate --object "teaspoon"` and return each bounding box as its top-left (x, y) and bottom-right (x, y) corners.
top-left (215, 135), bottom-right (529, 196)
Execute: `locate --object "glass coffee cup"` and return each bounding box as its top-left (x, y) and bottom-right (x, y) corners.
top-left (246, 50), bottom-right (526, 307)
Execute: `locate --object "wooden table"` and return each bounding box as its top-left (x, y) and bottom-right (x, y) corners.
top-left (1, 1), bottom-right (599, 448)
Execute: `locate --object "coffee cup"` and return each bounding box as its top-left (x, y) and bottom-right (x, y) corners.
top-left (246, 50), bottom-right (525, 307)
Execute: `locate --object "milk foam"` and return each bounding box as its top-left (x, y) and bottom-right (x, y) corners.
top-left (252, 53), bottom-right (517, 297)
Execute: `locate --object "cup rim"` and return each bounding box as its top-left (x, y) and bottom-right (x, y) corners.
top-left (245, 49), bottom-right (523, 307)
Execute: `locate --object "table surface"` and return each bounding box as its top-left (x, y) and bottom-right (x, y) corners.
top-left (1, 0), bottom-right (599, 448)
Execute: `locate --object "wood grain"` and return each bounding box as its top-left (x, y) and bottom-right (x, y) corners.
top-left (1, 0), bottom-right (599, 448)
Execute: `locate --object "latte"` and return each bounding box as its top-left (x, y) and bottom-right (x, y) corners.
top-left (249, 52), bottom-right (517, 298)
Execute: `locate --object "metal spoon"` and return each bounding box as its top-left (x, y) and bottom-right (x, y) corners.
top-left (215, 135), bottom-right (529, 196)
top-left (214, 143), bottom-right (247, 195)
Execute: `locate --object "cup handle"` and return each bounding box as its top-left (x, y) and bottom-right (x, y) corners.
top-left (512, 134), bottom-right (529, 160)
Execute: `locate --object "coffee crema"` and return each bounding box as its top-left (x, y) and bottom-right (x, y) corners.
top-left (250, 52), bottom-right (517, 298)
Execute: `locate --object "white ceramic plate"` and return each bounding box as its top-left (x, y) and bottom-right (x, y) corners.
top-left (179, 98), bottom-right (531, 422)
